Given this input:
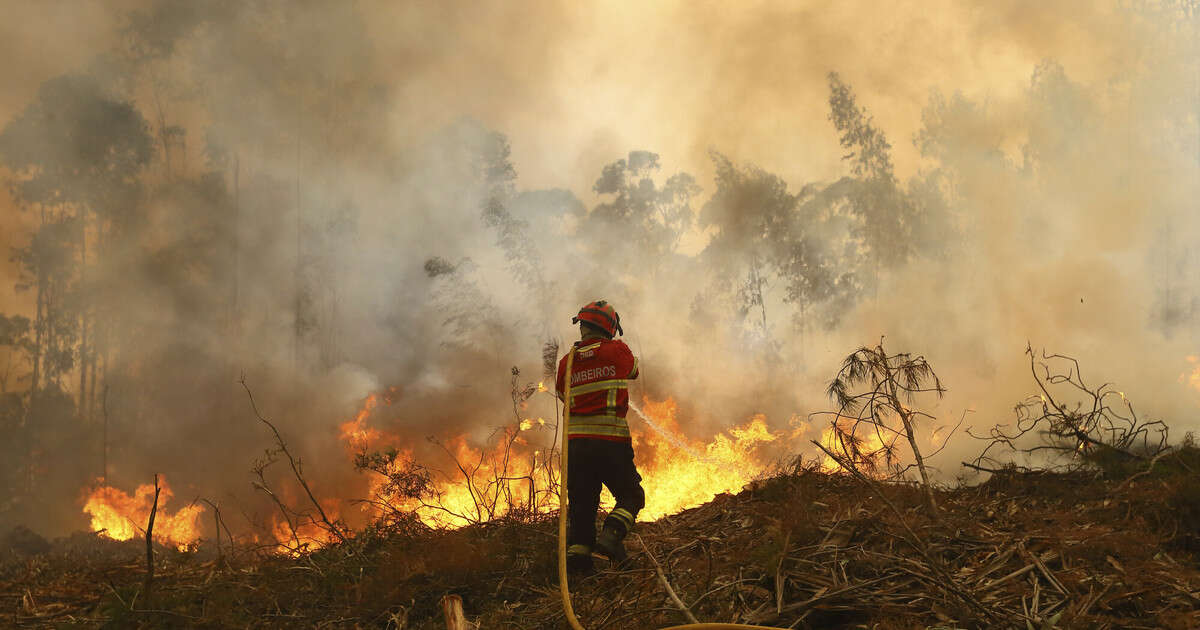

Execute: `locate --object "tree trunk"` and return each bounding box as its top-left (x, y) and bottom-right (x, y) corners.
top-left (898, 409), bottom-right (937, 513)
top-left (886, 375), bottom-right (937, 514)
top-left (31, 265), bottom-right (43, 396)
top-left (87, 354), bottom-right (97, 423)
top-left (101, 382), bottom-right (108, 482)
top-left (144, 474), bottom-right (161, 603)
top-left (78, 205), bottom-right (88, 419)
top-left (293, 135), bottom-right (302, 373)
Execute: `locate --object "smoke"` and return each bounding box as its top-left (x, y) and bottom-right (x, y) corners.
top-left (0, 0), bottom-right (1197, 538)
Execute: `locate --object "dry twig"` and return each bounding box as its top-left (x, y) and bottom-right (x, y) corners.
top-left (636, 533), bottom-right (700, 625)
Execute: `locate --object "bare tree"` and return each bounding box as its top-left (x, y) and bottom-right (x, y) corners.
top-left (822, 339), bottom-right (945, 513)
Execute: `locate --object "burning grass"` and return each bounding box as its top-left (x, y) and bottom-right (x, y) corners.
top-left (5, 450), bottom-right (1200, 629)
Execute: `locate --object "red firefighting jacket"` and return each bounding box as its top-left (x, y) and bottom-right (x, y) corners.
top-left (556, 337), bottom-right (639, 441)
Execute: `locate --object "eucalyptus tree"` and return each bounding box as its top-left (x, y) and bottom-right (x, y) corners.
top-left (0, 74), bottom-right (153, 408)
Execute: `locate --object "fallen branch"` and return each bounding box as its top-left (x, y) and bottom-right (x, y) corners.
top-left (1113, 448), bottom-right (1175, 493)
top-left (745, 575), bottom-right (895, 624)
top-left (969, 345), bottom-right (1169, 474)
top-left (636, 533), bottom-right (700, 625)
top-left (812, 440), bottom-right (997, 621)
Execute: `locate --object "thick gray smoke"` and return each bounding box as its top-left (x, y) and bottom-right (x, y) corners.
top-left (0, 1), bottom-right (1197, 538)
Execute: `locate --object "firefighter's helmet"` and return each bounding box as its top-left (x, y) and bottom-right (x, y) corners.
top-left (572, 300), bottom-right (623, 338)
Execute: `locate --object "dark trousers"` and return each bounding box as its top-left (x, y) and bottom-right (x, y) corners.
top-left (567, 438), bottom-right (645, 551)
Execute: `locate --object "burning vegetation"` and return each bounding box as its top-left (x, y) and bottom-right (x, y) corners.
top-left (6, 418), bottom-right (1200, 628)
top-left (344, 387), bottom-right (798, 534)
top-left (5, 341), bottom-right (1198, 628)
top-left (82, 477), bottom-right (203, 552)
top-left (1, 1), bottom-right (1200, 628)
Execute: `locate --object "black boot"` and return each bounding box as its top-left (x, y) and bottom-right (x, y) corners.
top-left (594, 523), bottom-right (628, 565)
top-left (566, 546), bottom-right (594, 576)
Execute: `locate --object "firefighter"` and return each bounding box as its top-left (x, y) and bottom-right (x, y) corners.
top-left (556, 300), bottom-right (645, 575)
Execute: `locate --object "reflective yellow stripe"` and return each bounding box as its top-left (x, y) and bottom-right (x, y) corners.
top-left (607, 387), bottom-right (616, 409)
top-left (569, 379), bottom-right (628, 396)
top-left (568, 416), bottom-right (631, 438)
top-left (569, 423), bottom-right (629, 432)
top-left (610, 508), bottom-right (635, 530)
top-left (577, 342), bottom-right (601, 352)
top-left (568, 414), bottom-right (625, 424)
top-left (569, 427), bottom-right (631, 438)
top-left (629, 358), bottom-right (639, 378)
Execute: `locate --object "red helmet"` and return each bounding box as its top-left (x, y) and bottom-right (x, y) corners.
top-left (572, 300), bottom-right (623, 337)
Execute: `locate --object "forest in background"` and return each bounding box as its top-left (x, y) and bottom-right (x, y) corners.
top-left (0, 0), bottom-right (1198, 541)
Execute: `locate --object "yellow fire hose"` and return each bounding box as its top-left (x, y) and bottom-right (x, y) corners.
top-left (557, 347), bottom-right (788, 630)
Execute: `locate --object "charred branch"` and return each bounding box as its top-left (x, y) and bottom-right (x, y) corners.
top-left (968, 345), bottom-right (1171, 476)
top-left (143, 473), bottom-right (160, 602)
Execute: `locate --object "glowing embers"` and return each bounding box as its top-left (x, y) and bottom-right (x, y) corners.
top-left (82, 477), bottom-right (204, 551)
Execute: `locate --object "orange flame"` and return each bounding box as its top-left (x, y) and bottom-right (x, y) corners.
top-left (336, 388), bottom-right (943, 538)
top-left (340, 386), bottom-right (400, 454)
top-left (270, 498), bottom-right (343, 555)
top-left (815, 419), bottom-right (893, 473)
top-left (412, 430), bottom-right (554, 528)
top-left (82, 478), bottom-right (204, 551)
top-left (341, 391), bottom-right (795, 530)
top-left (335, 385), bottom-right (561, 530)
top-left (631, 397), bottom-right (781, 520)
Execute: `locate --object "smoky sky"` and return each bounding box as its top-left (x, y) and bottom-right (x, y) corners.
top-left (0, 0), bottom-right (1197, 537)
top-left (0, 1), bottom-right (1173, 301)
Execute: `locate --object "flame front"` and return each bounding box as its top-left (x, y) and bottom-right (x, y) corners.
top-left (83, 478), bottom-right (204, 551)
top-left (335, 384), bottom-right (960, 542)
top-left (340, 391), bottom-right (794, 532)
top-left (632, 397), bottom-right (781, 520)
top-left (270, 498), bottom-right (343, 555)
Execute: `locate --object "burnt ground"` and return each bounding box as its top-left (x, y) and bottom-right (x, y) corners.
top-left (3, 454), bottom-right (1200, 630)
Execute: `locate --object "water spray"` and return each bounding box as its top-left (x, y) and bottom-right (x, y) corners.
top-left (627, 401), bottom-right (742, 474)
top-left (627, 335), bottom-right (741, 473)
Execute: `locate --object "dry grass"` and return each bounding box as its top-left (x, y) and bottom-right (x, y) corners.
top-left (3, 452), bottom-right (1200, 629)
